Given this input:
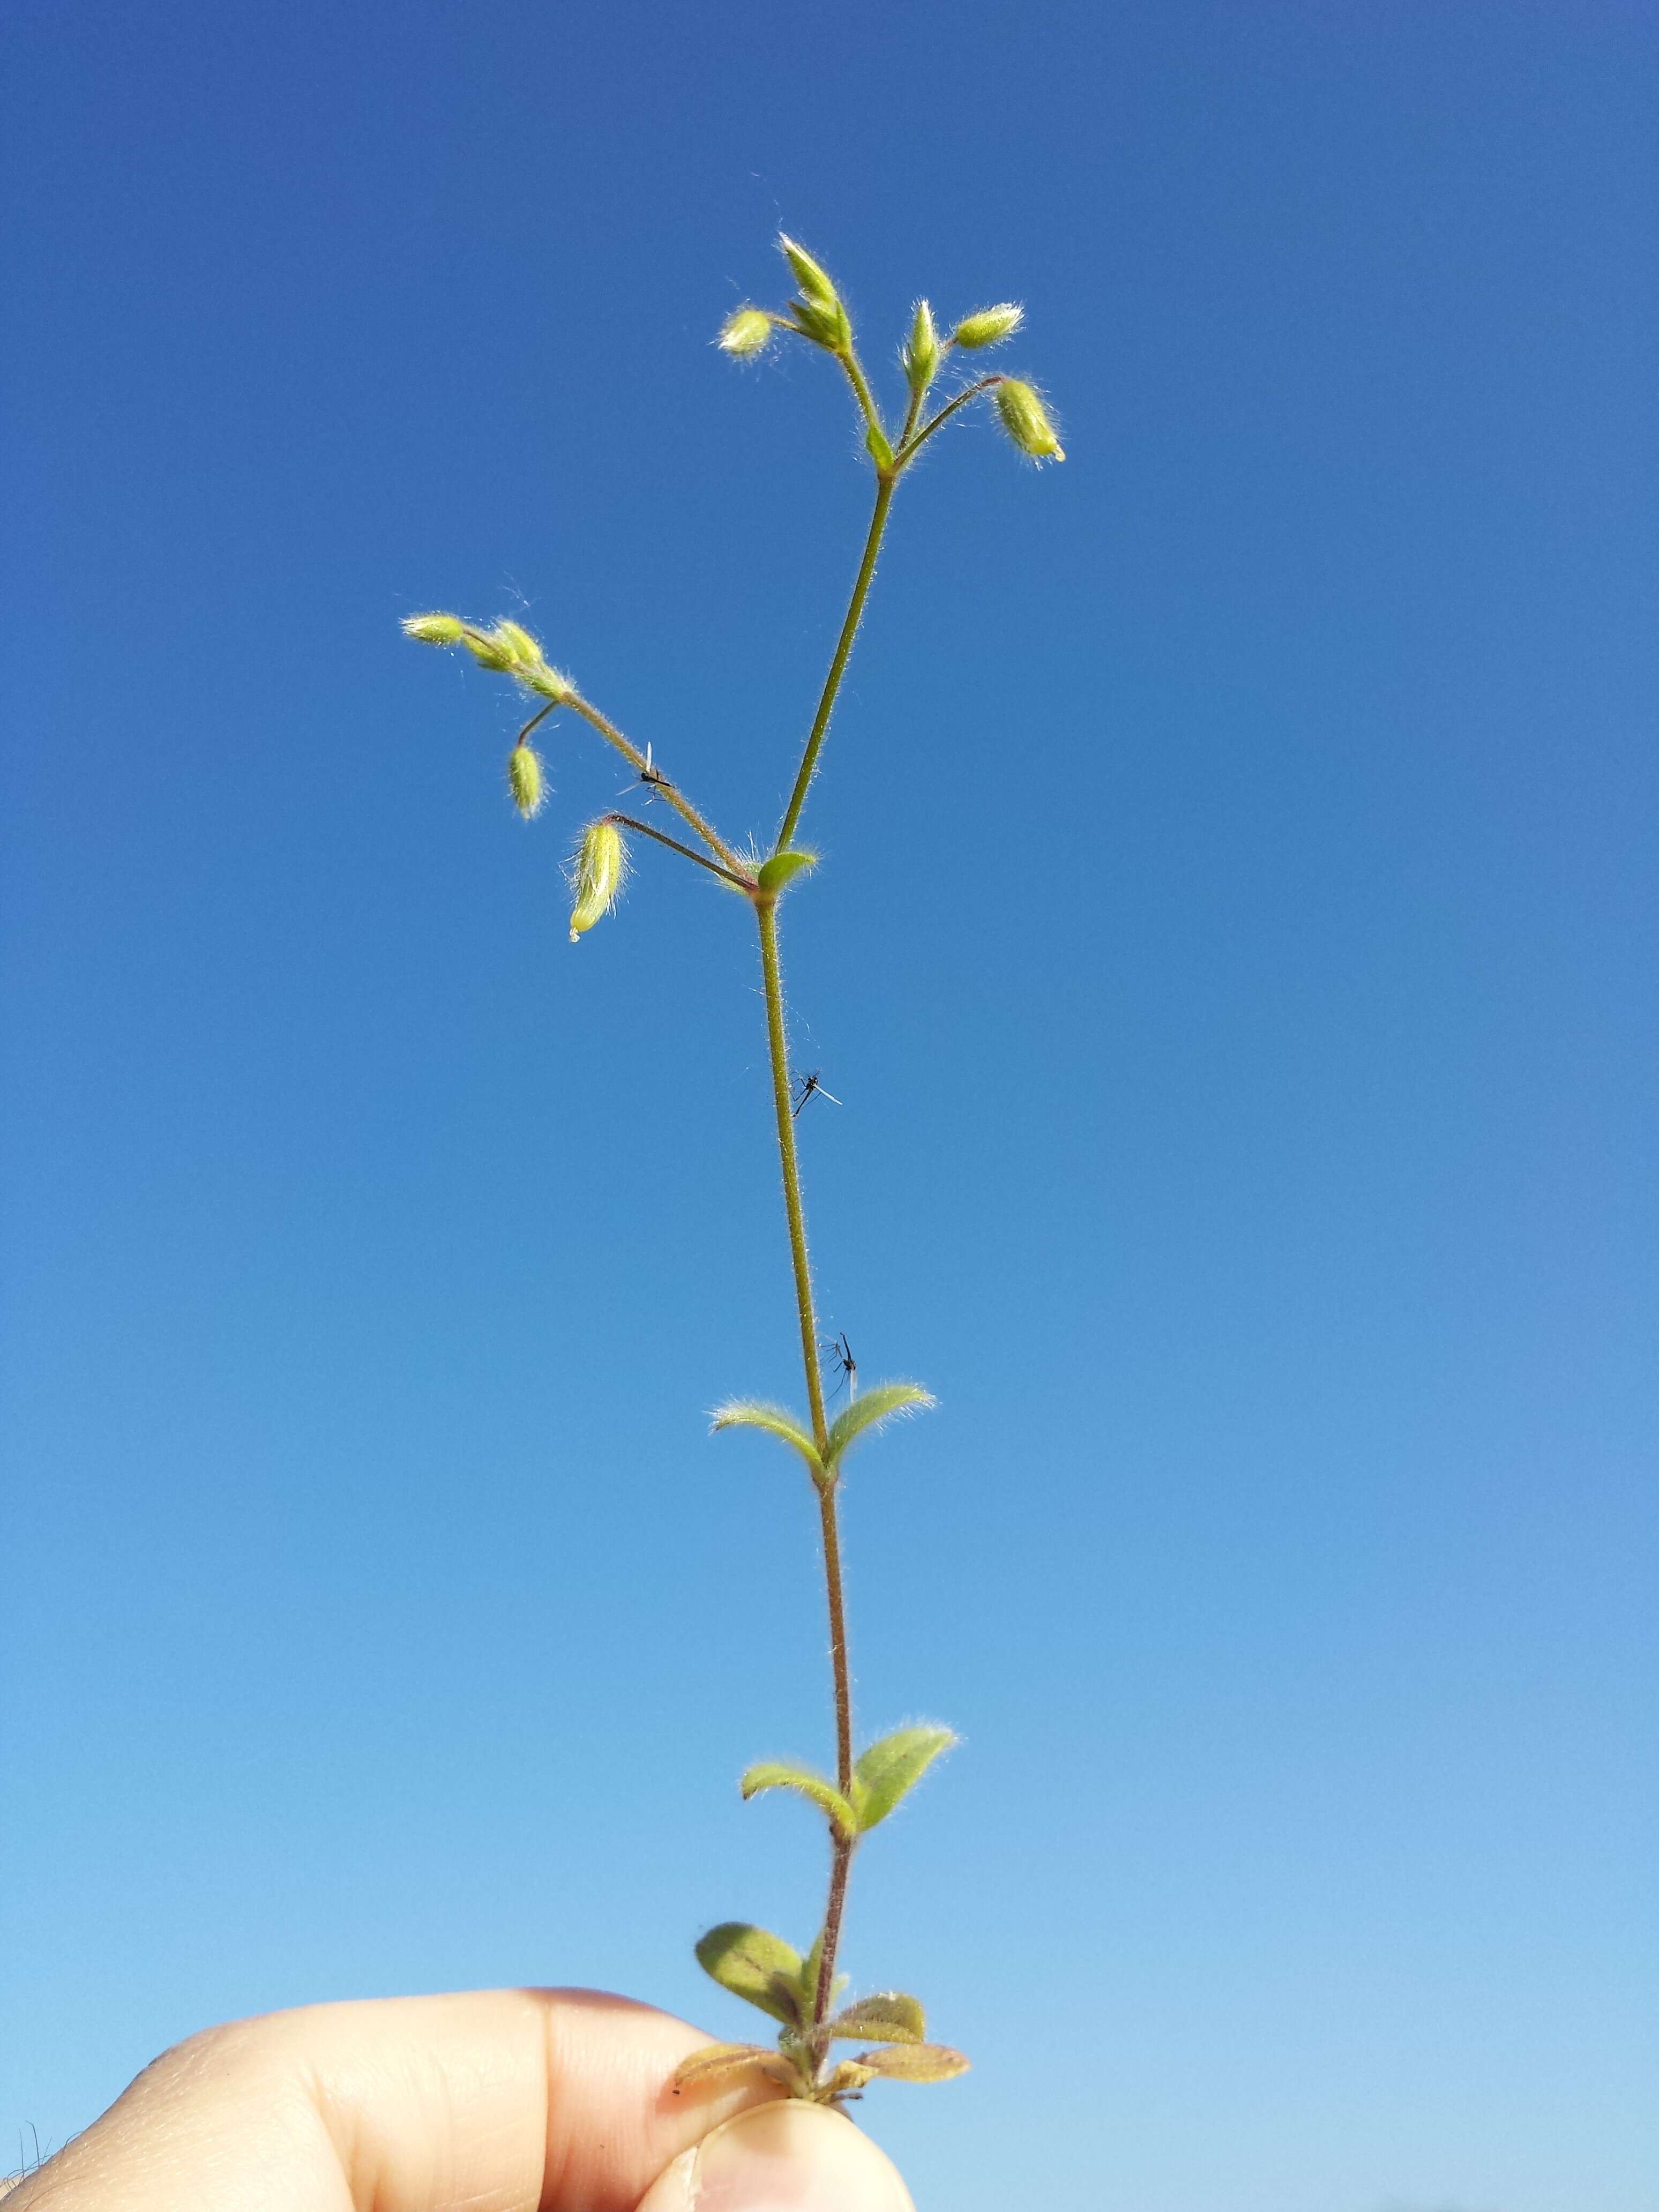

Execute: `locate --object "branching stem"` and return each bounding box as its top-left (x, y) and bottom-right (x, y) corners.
top-left (894, 373), bottom-right (1005, 468)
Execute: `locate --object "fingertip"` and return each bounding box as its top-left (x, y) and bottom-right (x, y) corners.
top-left (635, 2100), bottom-right (915, 2212)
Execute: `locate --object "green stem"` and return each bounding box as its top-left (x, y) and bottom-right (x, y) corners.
top-left (602, 813), bottom-right (756, 891)
top-left (894, 373), bottom-right (1004, 469)
top-left (570, 695), bottom-right (744, 874)
top-left (775, 473), bottom-right (896, 854)
top-left (837, 345), bottom-right (886, 448)
top-left (757, 899), bottom-right (855, 2045)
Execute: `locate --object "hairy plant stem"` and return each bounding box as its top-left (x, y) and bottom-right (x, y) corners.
top-left (569, 694), bottom-right (743, 873)
top-left (774, 472), bottom-right (896, 854)
top-left (757, 895), bottom-right (855, 2054)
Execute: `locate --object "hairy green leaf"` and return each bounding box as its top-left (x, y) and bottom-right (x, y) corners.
top-left (850, 1725), bottom-right (957, 1831)
top-left (694, 1923), bottom-right (805, 2026)
top-left (756, 849), bottom-right (818, 895)
top-left (740, 1762), bottom-right (859, 1841)
top-left (824, 1992), bottom-right (926, 2044)
top-left (821, 1382), bottom-right (935, 1474)
top-left (671, 2042), bottom-right (795, 2092)
top-left (794, 1937), bottom-right (849, 2023)
top-left (709, 1400), bottom-right (824, 1482)
top-left (854, 2042), bottom-right (970, 2083)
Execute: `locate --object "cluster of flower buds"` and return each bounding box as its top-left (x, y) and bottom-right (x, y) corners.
top-left (779, 234), bottom-right (852, 352)
top-left (402, 612), bottom-right (574, 705)
top-left (567, 819), bottom-right (627, 941)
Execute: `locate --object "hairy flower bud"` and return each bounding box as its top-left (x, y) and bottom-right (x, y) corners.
top-left (719, 307), bottom-right (774, 358)
top-left (567, 819), bottom-right (627, 941)
top-left (491, 619), bottom-right (542, 668)
top-left (507, 742), bottom-right (545, 819)
top-left (901, 300), bottom-right (939, 395)
top-left (778, 234), bottom-right (837, 308)
top-left (952, 303), bottom-right (1023, 349)
top-left (402, 611), bottom-right (467, 646)
top-left (994, 378), bottom-right (1065, 461)
top-left (459, 628), bottom-right (515, 672)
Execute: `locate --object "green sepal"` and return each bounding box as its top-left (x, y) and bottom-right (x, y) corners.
top-left (823, 1382), bottom-right (935, 1475)
top-left (709, 1400), bottom-right (824, 1482)
top-left (757, 849), bottom-right (818, 895)
top-left (740, 1761), bottom-right (860, 1842)
top-left (854, 2042), bottom-right (970, 2083)
top-left (824, 1992), bottom-right (927, 2044)
top-left (694, 1923), bottom-right (805, 2026)
top-left (850, 1725), bottom-right (957, 1832)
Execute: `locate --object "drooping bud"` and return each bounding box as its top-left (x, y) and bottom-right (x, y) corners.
top-left (718, 307), bottom-right (774, 358)
top-left (952, 303), bottom-right (1023, 349)
top-left (901, 300), bottom-right (939, 396)
top-left (567, 819), bottom-right (627, 941)
top-left (993, 378), bottom-right (1065, 461)
top-left (402, 611), bottom-right (466, 646)
top-left (507, 742), bottom-right (545, 819)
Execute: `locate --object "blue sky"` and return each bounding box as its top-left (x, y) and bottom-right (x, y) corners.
top-left (3, 3), bottom-right (1655, 2207)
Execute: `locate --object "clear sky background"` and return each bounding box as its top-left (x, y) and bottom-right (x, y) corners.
top-left (3, 5), bottom-right (1655, 2208)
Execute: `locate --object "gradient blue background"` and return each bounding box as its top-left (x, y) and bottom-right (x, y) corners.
top-left (3, 5), bottom-right (1655, 2207)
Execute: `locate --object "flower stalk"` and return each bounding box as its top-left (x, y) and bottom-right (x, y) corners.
top-left (403, 234), bottom-right (1062, 2104)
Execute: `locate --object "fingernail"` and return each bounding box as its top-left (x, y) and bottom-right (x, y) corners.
top-left (638, 2100), bottom-right (915, 2212)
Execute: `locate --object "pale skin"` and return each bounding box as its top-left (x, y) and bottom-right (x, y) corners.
top-left (3, 1989), bottom-right (915, 2211)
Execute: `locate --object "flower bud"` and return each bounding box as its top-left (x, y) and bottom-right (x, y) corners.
top-left (507, 742), bottom-right (545, 819)
top-left (460, 628), bottom-right (515, 672)
top-left (994, 378), bottom-right (1065, 461)
top-left (521, 661), bottom-right (574, 705)
top-left (719, 307), bottom-right (774, 358)
top-left (778, 234), bottom-right (838, 308)
top-left (402, 611), bottom-right (467, 645)
top-left (567, 819), bottom-right (627, 941)
top-left (491, 619), bottom-right (542, 668)
top-left (901, 300), bottom-right (939, 395)
top-left (952, 303), bottom-right (1023, 349)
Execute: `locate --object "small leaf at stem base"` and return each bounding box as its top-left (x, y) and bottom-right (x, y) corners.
top-left (824, 1992), bottom-right (927, 2044)
top-left (756, 849), bottom-right (818, 895)
top-left (671, 2043), bottom-right (795, 2092)
top-left (853, 2042), bottom-right (970, 2083)
top-left (695, 1923), bottom-right (805, 2026)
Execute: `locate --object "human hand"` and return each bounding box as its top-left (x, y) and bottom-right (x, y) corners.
top-left (4, 1987), bottom-right (916, 2210)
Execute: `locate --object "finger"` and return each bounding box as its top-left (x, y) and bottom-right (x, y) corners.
top-left (9, 1987), bottom-right (784, 2212)
top-left (637, 2102), bottom-right (915, 2212)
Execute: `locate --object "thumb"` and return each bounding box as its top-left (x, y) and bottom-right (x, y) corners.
top-left (637, 2101), bottom-right (914, 2212)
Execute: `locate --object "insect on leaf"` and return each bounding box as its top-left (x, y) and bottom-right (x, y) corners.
top-left (694, 1923), bottom-right (805, 2026)
top-left (740, 1762), bottom-right (859, 1841)
top-left (850, 1725), bottom-right (957, 1832)
top-left (853, 2042), bottom-right (970, 2083)
top-left (824, 1992), bottom-right (927, 2044)
top-left (671, 2043), bottom-right (795, 2092)
top-left (821, 1382), bottom-right (935, 1475)
top-left (709, 1400), bottom-right (825, 1483)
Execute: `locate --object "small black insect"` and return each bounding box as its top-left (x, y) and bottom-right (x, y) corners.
top-left (826, 1332), bottom-right (857, 1398)
top-left (791, 1069), bottom-right (842, 1117)
top-left (638, 742), bottom-right (671, 798)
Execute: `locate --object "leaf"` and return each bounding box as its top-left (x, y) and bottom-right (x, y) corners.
top-left (709, 1400), bottom-right (824, 1482)
top-left (825, 2059), bottom-right (877, 2095)
top-left (740, 1762), bottom-right (859, 1842)
top-left (853, 2042), bottom-right (970, 2083)
top-left (865, 421), bottom-right (896, 470)
top-left (671, 2042), bottom-right (795, 2092)
top-left (850, 1725), bottom-right (957, 1832)
top-left (824, 1992), bottom-right (927, 2044)
top-left (756, 849), bottom-right (818, 895)
top-left (694, 1924), bottom-right (805, 2026)
top-left (821, 1382), bottom-right (935, 1474)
